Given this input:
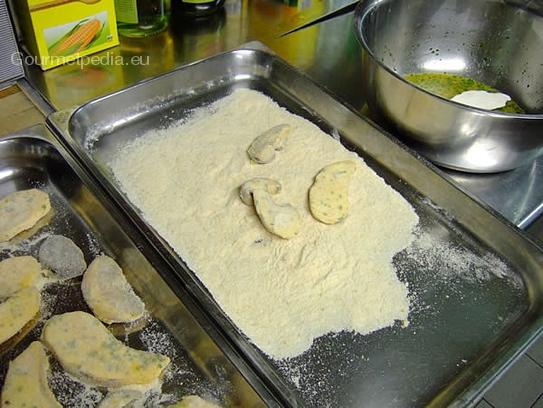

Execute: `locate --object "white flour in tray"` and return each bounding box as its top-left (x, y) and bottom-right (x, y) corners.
top-left (109, 88), bottom-right (419, 359)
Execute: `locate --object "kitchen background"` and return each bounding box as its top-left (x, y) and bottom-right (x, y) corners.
top-left (1, 0), bottom-right (543, 406)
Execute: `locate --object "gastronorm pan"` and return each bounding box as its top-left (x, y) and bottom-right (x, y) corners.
top-left (48, 45), bottom-right (543, 407)
top-left (0, 125), bottom-right (277, 407)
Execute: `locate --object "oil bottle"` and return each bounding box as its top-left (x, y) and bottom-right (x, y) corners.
top-left (114, 0), bottom-right (171, 37)
top-left (171, 0), bottom-right (224, 17)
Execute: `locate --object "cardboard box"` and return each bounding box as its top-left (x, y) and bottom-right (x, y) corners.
top-left (9, 0), bottom-right (119, 70)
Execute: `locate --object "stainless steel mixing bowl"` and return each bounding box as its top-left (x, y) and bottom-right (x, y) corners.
top-left (353, 0), bottom-right (543, 173)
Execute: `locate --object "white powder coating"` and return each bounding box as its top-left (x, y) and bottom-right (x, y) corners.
top-left (109, 89), bottom-right (419, 359)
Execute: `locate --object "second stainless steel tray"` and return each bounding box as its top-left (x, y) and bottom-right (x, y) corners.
top-left (48, 45), bottom-right (543, 407)
top-left (0, 125), bottom-right (276, 407)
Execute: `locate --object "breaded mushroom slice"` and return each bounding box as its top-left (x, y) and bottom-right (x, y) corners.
top-left (1, 341), bottom-right (62, 408)
top-left (167, 395), bottom-right (222, 407)
top-left (309, 161), bottom-right (357, 224)
top-left (0, 255), bottom-right (41, 299)
top-left (240, 178), bottom-right (300, 239)
top-left (41, 311), bottom-right (170, 388)
top-left (0, 189), bottom-right (51, 242)
top-left (247, 124), bottom-right (291, 164)
top-left (0, 287), bottom-right (41, 346)
top-left (81, 255), bottom-right (145, 324)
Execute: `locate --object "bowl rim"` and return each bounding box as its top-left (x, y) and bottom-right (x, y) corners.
top-left (352, 0), bottom-right (543, 120)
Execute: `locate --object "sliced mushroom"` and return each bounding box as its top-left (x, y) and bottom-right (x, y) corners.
top-left (309, 160), bottom-right (357, 224)
top-left (239, 178), bottom-right (282, 206)
top-left (1, 341), bottom-right (62, 408)
top-left (0, 189), bottom-right (51, 242)
top-left (252, 190), bottom-right (301, 239)
top-left (247, 124), bottom-right (291, 164)
top-left (38, 235), bottom-right (87, 279)
top-left (0, 287), bottom-right (40, 346)
top-left (240, 178), bottom-right (300, 239)
top-left (0, 256), bottom-right (41, 299)
top-left (98, 390), bottom-right (143, 408)
top-left (41, 311), bottom-right (170, 388)
top-left (167, 395), bottom-right (221, 407)
top-left (81, 255), bottom-right (145, 324)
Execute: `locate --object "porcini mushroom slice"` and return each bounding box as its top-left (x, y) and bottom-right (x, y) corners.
top-left (309, 160), bottom-right (357, 224)
top-left (0, 287), bottom-right (40, 346)
top-left (252, 189), bottom-right (301, 239)
top-left (0, 189), bottom-right (51, 242)
top-left (0, 256), bottom-right (41, 299)
top-left (81, 255), bottom-right (145, 324)
top-left (39, 235), bottom-right (87, 279)
top-left (239, 177), bottom-right (282, 206)
top-left (41, 311), bottom-right (170, 388)
top-left (240, 178), bottom-right (300, 239)
top-left (1, 341), bottom-right (62, 408)
top-left (247, 124), bottom-right (291, 164)
top-left (167, 395), bottom-right (222, 407)
top-left (98, 390), bottom-right (143, 408)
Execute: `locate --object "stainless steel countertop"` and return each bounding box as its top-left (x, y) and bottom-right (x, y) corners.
top-left (20, 0), bottom-right (543, 230)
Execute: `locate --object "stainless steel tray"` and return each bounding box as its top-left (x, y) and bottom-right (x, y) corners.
top-left (0, 125), bottom-right (276, 407)
top-left (47, 45), bottom-right (543, 407)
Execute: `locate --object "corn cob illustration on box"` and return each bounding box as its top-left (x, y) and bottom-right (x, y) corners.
top-left (9, 0), bottom-right (119, 70)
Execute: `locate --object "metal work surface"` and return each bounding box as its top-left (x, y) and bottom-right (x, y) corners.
top-left (0, 125), bottom-right (276, 407)
top-left (47, 48), bottom-right (543, 407)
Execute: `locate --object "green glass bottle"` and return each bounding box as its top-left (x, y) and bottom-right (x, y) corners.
top-left (172, 0), bottom-right (224, 17)
top-left (115, 0), bottom-right (171, 37)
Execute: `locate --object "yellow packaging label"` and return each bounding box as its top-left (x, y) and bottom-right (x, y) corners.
top-left (13, 0), bottom-right (120, 70)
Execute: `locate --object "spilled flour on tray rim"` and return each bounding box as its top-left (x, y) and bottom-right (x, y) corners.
top-left (108, 88), bottom-right (419, 360)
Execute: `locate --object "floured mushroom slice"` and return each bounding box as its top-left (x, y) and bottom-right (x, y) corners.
top-left (240, 178), bottom-right (300, 239)
top-left (247, 124), bottom-right (291, 164)
top-left (41, 311), bottom-right (170, 388)
top-left (98, 390), bottom-right (143, 408)
top-left (38, 235), bottom-right (87, 279)
top-left (0, 189), bottom-right (51, 242)
top-left (167, 395), bottom-right (222, 408)
top-left (0, 287), bottom-right (41, 346)
top-left (0, 255), bottom-right (41, 299)
top-left (1, 341), bottom-right (62, 408)
top-left (81, 255), bottom-right (145, 324)
top-left (309, 160), bottom-right (357, 224)
top-left (239, 177), bottom-right (281, 206)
